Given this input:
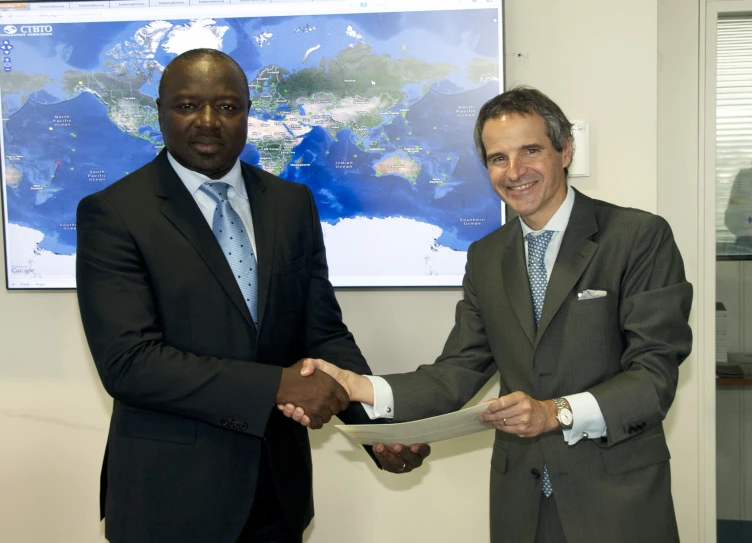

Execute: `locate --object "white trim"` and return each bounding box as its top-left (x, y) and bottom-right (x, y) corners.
top-left (701, 3), bottom-right (716, 541)
top-left (658, 1), bottom-right (715, 540)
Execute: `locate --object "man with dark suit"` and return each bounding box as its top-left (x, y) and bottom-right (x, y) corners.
top-left (76, 48), bottom-right (424, 543)
top-left (285, 87), bottom-right (693, 542)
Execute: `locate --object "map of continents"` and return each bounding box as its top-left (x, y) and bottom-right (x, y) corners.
top-left (1, 8), bottom-right (502, 287)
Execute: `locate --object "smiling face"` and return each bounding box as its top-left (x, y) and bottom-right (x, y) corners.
top-left (482, 112), bottom-right (572, 230)
top-left (157, 55), bottom-right (250, 179)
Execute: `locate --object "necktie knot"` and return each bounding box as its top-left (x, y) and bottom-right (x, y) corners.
top-left (199, 181), bottom-right (230, 203)
top-left (525, 230), bottom-right (554, 266)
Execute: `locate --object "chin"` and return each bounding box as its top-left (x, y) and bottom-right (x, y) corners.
top-left (193, 155), bottom-right (223, 170)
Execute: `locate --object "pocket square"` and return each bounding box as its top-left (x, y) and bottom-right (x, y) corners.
top-left (577, 289), bottom-right (608, 300)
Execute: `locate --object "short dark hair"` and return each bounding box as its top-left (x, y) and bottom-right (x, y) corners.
top-left (158, 48), bottom-right (250, 102)
top-left (473, 86), bottom-right (573, 168)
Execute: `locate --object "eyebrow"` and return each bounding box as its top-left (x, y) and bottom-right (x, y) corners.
top-left (169, 93), bottom-right (245, 101)
top-left (486, 143), bottom-right (543, 161)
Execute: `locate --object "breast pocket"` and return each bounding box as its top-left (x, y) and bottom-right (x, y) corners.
top-left (564, 292), bottom-right (619, 333)
top-left (558, 292), bottom-right (621, 364)
top-left (570, 291), bottom-right (617, 317)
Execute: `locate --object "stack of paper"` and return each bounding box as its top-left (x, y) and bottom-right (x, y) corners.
top-left (717, 301), bottom-right (728, 363)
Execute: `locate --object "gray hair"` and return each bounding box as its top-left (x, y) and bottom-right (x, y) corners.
top-left (473, 86), bottom-right (573, 169)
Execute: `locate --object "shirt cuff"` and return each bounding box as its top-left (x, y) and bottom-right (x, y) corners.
top-left (361, 375), bottom-right (394, 420)
top-left (561, 392), bottom-right (607, 445)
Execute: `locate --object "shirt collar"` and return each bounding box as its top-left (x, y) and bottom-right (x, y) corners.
top-left (167, 152), bottom-right (247, 200)
top-left (519, 184), bottom-right (575, 237)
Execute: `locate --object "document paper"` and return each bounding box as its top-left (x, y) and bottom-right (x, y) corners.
top-left (335, 403), bottom-right (494, 445)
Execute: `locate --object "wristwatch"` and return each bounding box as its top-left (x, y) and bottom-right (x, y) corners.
top-left (553, 397), bottom-right (573, 429)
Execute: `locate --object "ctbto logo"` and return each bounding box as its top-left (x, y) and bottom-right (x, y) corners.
top-left (2, 25), bottom-right (53, 36)
top-left (20, 25), bottom-right (53, 34)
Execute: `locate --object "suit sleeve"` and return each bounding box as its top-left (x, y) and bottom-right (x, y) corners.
top-left (76, 192), bottom-right (281, 438)
top-left (298, 186), bottom-right (374, 425)
top-left (588, 214), bottom-right (693, 446)
top-left (381, 241), bottom-right (499, 422)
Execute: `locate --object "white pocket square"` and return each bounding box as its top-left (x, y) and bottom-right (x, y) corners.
top-left (577, 289), bottom-right (608, 301)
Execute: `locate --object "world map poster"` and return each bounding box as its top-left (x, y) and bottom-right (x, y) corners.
top-left (1, 3), bottom-right (504, 288)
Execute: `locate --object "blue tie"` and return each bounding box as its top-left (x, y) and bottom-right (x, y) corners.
top-left (526, 230), bottom-right (553, 326)
top-left (200, 182), bottom-right (258, 325)
top-left (526, 230), bottom-right (554, 498)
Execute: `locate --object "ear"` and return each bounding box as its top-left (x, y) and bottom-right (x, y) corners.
top-left (156, 98), bottom-right (164, 130)
top-left (562, 136), bottom-right (574, 169)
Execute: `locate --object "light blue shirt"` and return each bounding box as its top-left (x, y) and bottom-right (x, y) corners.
top-left (167, 152), bottom-right (258, 257)
top-left (366, 185), bottom-right (608, 445)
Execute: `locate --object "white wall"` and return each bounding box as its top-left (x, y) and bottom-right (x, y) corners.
top-left (0, 1), bottom-right (711, 542)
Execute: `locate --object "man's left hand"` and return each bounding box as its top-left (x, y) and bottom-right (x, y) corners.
top-left (480, 391), bottom-right (558, 438)
top-left (373, 442), bottom-right (431, 474)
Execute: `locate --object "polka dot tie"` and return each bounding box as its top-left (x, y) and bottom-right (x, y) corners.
top-left (526, 230), bottom-right (553, 326)
top-left (526, 230), bottom-right (554, 498)
top-left (200, 182), bottom-right (258, 325)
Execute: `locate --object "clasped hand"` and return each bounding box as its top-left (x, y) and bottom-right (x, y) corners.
top-left (277, 358), bottom-right (431, 474)
top-left (275, 359), bottom-right (349, 430)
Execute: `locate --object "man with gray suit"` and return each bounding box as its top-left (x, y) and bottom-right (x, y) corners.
top-left (283, 87), bottom-right (693, 542)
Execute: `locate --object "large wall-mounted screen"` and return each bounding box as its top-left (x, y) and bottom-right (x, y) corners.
top-left (1, 0), bottom-right (504, 289)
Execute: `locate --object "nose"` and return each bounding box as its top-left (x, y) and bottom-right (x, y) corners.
top-left (507, 156), bottom-right (522, 182)
top-left (196, 104), bottom-right (219, 127)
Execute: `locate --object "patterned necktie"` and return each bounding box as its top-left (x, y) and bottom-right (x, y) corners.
top-left (200, 182), bottom-right (258, 325)
top-left (526, 230), bottom-right (554, 325)
top-left (525, 230), bottom-right (554, 498)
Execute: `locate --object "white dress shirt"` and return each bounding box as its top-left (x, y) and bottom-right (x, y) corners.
top-left (167, 153), bottom-right (258, 257)
top-left (365, 185), bottom-right (608, 445)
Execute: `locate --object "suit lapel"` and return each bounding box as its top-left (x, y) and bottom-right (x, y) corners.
top-left (536, 188), bottom-right (599, 344)
top-left (242, 163), bottom-right (275, 329)
top-left (502, 219), bottom-right (537, 346)
top-left (154, 152), bottom-right (256, 330)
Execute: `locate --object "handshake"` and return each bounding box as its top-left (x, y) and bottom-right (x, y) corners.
top-left (274, 358), bottom-right (430, 474)
top-left (275, 358), bottom-right (369, 429)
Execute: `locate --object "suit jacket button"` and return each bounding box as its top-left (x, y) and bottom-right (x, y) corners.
top-left (241, 423), bottom-right (248, 430)
top-left (628, 426), bottom-right (635, 434)
top-left (220, 418), bottom-right (228, 427)
top-left (530, 468), bottom-right (540, 479)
